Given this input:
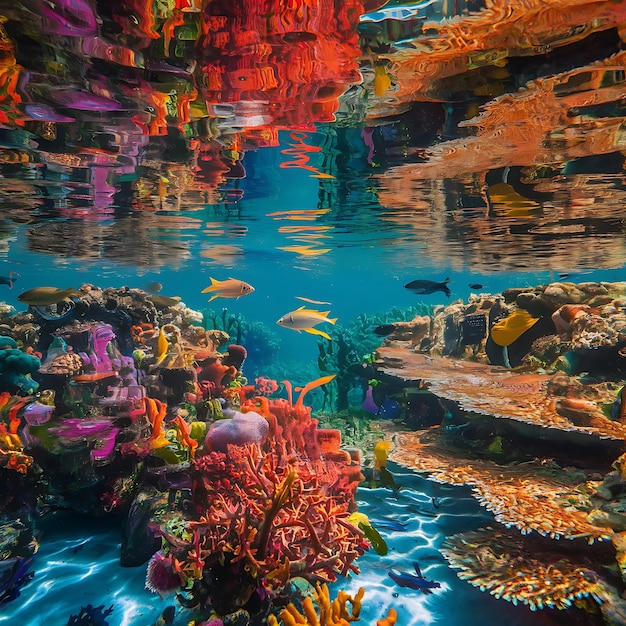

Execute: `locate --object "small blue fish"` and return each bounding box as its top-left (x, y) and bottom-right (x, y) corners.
top-left (388, 562), bottom-right (441, 594)
top-left (378, 397), bottom-right (400, 419)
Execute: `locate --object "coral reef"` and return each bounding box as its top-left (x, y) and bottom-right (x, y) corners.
top-left (157, 380), bottom-right (366, 615)
top-left (390, 429), bottom-right (612, 542)
top-left (377, 349), bottom-right (625, 440)
top-left (0, 284), bottom-right (374, 623)
top-left (202, 309), bottom-right (280, 378)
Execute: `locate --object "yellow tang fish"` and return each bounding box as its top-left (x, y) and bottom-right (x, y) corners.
top-left (276, 306), bottom-right (337, 340)
top-left (154, 327), bottom-right (169, 366)
top-left (201, 277), bottom-right (255, 302)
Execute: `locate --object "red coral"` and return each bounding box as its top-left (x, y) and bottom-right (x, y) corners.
top-left (163, 390), bottom-right (366, 606)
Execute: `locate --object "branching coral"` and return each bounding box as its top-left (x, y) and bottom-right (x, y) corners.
top-left (151, 376), bottom-right (366, 615)
top-left (188, 439), bottom-right (365, 588)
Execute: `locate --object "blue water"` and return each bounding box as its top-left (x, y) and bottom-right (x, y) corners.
top-left (1, 145), bottom-right (623, 369)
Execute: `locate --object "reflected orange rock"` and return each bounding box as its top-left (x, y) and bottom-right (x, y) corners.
top-left (366, 0), bottom-right (626, 112)
top-left (378, 47), bottom-right (626, 178)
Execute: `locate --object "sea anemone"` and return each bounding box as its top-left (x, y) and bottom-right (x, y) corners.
top-left (145, 551), bottom-right (181, 597)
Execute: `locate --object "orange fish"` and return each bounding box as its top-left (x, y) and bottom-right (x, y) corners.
top-left (201, 277), bottom-right (255, 302)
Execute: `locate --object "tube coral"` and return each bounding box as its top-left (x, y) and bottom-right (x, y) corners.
top-left (268, 583), bottom-right (397, 626)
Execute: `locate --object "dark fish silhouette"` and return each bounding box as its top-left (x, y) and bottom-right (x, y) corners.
top-left (144, 281), bottom-right (163, 294)
top-left (373, 324), bottom-right (396, 336)
top-left (404, 277), bottom-right (450, 297)
top-left (468, 283), bottom-right (483, 290)
top-left (148, 294), bottom-right (182, 309)
top-left (388, 562), bottom-right (442, 594)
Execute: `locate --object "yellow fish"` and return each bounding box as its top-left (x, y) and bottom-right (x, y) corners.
top-left (201, 277), bottom-right (255, 302)
top-left (276, 306), bottom-right (337, 340)
top-left (349, 512), bottom-right (388, 555)
top-left (17, 287), bottom-right (79, 306)
top-left (154, 327), bottom-right (169, 365)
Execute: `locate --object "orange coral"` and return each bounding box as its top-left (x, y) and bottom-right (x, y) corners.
top-left (144, 397), bottom-right (169, 449)
top-left (268, 583), bottom-right (397, 626)
top-left (441, 527), bottom-right (611, 611)
top-left (0, 422), bottom-right (33, 474)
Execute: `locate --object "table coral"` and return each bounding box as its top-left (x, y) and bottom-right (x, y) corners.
top-left (376, 346), bottom-right (625, 440)
top-left (390, 429), bottom-right (613, 542)
top-left (441, 527), bottom-right (611, 612)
